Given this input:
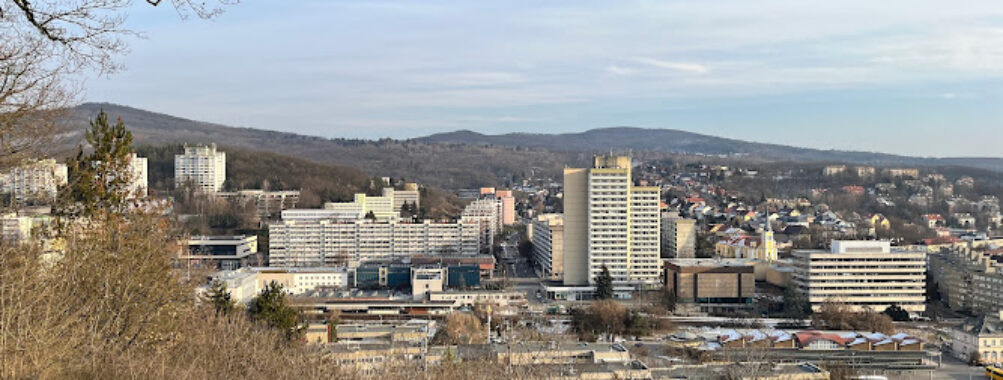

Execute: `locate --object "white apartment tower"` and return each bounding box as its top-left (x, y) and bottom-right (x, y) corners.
top-left (2, 159), bottom-right (68, 203)
top-left (793, 240), bottom-right (926, 313)
top-left (174, 144), bottom-right (226, 193)
top-left (127, 153), bottom-right (149, 198)
top-left (563, 155), bottom-right (661, 288)
top-left (461, 198), bottom-right (501, 250)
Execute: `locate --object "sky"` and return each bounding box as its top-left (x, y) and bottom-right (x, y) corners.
top-left (83, 0), bottom-right (1003, 158)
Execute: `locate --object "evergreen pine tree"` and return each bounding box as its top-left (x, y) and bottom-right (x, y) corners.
top-left (57, 110), bottom-right (136, 218)
top-left (247, 281), bottom-right (302, 340)
top-left (594, 265), bottom-right (614, 300)
top-left (205, 279), bottom-right (235, 316)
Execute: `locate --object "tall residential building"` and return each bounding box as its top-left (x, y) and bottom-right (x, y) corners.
top-left (495, 190), bottom-right (516, 225)
top-left (174, 144), bottom-right (226, 193)
top-left (461, 198), bottom-right (501, 250)
top-left (2, 159), bottom-right (68, 203)
top-left (127, 153), bottom-right (149, 198)
top-left (479, 188), bottom-right (516, 226)
top-left (532, 214), bottom-right (564, 281)
top-left (563, 155), bottom-right (661, 288)
top-left (793, 241), bottom-right (926, 313)
top-left (661, 212), bottom-right (696, 258)
top-left (268, 212), bottom-right (480, 267)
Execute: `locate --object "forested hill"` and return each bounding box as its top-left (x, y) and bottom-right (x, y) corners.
top-left (61, 103), bottom-right (1002, 194)
top-left (416, 128), bottom-right (1003, 172)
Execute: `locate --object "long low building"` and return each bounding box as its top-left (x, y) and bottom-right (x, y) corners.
top-left (793, 240), bottom-right (926, 313)
top-left (215, 266), bottom-right (352, 303)
top-left (179, 235), bottom-right (258, 270)
top-left (268, 217), bottom-right (481, 267)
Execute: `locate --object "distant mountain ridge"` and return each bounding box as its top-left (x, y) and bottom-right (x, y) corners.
top-left (416, 128), bottom-right (1003, 171)
top-left (60, 103), bottom-right (1002, 189)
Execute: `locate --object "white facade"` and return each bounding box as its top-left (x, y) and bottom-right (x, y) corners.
top-left (950, 312), bottom-right (1003, 364)
top-left (216, 266), bottom-right (351, 304)
top-left (174, 144), bottom-right (226, 193)
top-left (268, 219), bottom-right (481, 267)
top-left (0, 214), bottom-right (32, 244)
top-left (180, 235), bottom-right (259, 270)
top-left (382, 184), bottom-right (420, 213)
top-left (324, 193), bottom-right (397, 222)
top-left (2, 159), bottom-right (67, 203)
top-left (461, 198), bottom-right (501, 250)
top-left (793, 240), bottom-right (926, 313)
top-left (127, 153), bottom-right (148, 198)
top-left (562, 155), bottom-right (661, 288)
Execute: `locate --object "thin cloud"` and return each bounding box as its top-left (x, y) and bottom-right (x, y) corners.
top-left (604, 65), bottom-right (636, 76)
top-left (631, 57), bottom-right (709, 74)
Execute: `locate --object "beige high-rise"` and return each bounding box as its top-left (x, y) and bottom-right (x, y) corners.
top-left (562, 155), bottom-right (661, 288)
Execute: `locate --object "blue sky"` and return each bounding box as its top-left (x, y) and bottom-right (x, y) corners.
top-left (84, 1), bottom-right (1003, 157)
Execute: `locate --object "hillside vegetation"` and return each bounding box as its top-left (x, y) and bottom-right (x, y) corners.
top-left (136, 144), bottom-right (465, 217)
top-left (63, 103), bottom-right (1003, 193)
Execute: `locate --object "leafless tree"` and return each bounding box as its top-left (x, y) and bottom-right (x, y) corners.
top-left (0, 0), bottom-right (235, 169)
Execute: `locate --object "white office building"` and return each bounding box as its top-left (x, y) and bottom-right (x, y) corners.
top-left (174, 144), bottom-right (226, 193)
top-left (215, 266), bottom-right (352, 304)
top-left (563, 155), bottom-right (661, 288)
top-left (793, 240), bottom-right (926, 313)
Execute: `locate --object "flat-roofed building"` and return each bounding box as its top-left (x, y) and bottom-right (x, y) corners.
top-left (411, 267), bottom-right (444, 300)
top-left (662, 213), bottom-right (697, 258)
top-left (268, 218), bottom-right (480, 267)
top-left (324, 193), bottom-right (397, 222)
top-left (0, 213), bottom-right (32, 245)
top-left (180, 235), bottom-right (258, 270)
top-left (215, 189), bottom-right (299, 219)
top-left (793, 240), bottom-right (926, 313)
top-left (461, 197), bottom-right (501, 250)
top-left (2, 158), bottom-right (68, 203)
top-left (382, 183), bottom-right (420, 213)
top-left (427, 290), bottom-right (527, 307)
top-left (563, 155), bottom-right (661, 288)
top-left (126, 153), bottom-right (148, 198)
top-left (174, 144), bottom-right (225, 193)
top-left (663, 259), bottom-right (755, 314)
top-left (215, 266), bottom-right (352, 303)
top-left (532, 214), bottom-right (564, 280)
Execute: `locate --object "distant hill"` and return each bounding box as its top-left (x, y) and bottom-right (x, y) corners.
top-left (62, 103), bottom-right (594, 189)
top-left (60, 103), bottom-right (1001, 193)
top-left (416, 128), bottom-right (1003, 172)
